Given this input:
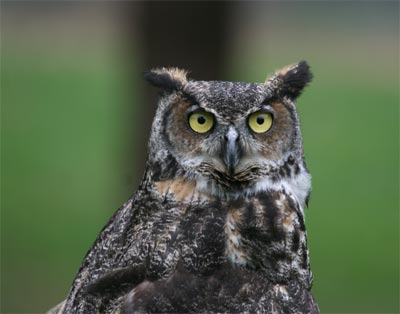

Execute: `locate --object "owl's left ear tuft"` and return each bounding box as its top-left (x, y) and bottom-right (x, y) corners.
top-left (266, 61), bottom-right (313, 100)
top-left (144, 67), bottom-right (188, 92)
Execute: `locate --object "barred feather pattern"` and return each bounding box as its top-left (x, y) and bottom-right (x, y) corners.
top-left (54, 158), bottom-right (318, 314)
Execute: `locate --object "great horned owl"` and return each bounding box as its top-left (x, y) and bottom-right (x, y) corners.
top-left (49, 61), bottom-right (318, 314)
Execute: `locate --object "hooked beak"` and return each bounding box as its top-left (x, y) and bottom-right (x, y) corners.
top-left (222, 126), bottom-right (241, 176)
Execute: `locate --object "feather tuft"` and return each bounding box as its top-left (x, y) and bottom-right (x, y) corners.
top-left (266, 61), bottom-right (313, 100)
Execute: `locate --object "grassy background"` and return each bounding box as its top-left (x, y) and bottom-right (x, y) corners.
top-left (1, 2), bottom-right (398, 313)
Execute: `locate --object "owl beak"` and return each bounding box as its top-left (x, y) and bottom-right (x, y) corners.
top-left (223, 126), bottom-right (241, 176)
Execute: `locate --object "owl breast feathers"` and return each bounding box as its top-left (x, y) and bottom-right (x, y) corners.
top-left (49, 61), bottom-right (319, 314)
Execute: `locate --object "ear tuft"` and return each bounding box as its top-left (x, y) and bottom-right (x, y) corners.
top-left (266, 61), bottom-right (313, 100)
top-left (144, 67), bottom-right (188, 92)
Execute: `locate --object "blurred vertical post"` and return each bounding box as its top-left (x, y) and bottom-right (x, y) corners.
top-left (140, 1), bottom-right (231, 79)
top-left (128, 1), bottom-right (233, 180)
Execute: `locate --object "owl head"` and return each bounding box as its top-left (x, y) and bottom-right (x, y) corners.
top-left (144, 62), bottom-right (312, 199)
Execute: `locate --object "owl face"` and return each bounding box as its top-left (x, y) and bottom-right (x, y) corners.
top-left (145, 62), bottom-right (312, 190)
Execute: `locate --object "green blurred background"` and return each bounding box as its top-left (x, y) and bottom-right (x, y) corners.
top-left (1, 2), bottom-right (398, 313)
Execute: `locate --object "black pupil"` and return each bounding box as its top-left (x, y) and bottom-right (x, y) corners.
top-left (256, 116), bottom-right (265, 125)
top-left (197, 116), bottom-right (206, 125)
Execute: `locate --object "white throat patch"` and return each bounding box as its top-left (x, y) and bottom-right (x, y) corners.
top-left (252, 167), bottom-right (311, 212)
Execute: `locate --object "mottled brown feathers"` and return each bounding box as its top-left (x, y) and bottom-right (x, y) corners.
top-left (52, 63), bottom-right (318, 314)
top-left (154, 178), bottom-right (212, 202)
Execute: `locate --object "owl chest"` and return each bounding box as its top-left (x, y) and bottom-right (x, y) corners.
top-left (135, 188), bottom-right (305, 281)
top-left (223, 191), bottom-right (310, 283)
top-left (138, 202), bottom-right (228, 277)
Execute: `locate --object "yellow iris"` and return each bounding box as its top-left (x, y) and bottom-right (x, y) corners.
top-left (188, 111), bottom-right (214, 133)
top-left (248, 111), bottom-right (273, 133)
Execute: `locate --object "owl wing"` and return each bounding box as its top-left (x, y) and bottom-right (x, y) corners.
top-left (112, 263), bottom-right (320, 314)
top-left (49, 187), bottom-right (153, 314)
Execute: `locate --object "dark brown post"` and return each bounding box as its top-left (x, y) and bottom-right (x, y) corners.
top-left (128, 1), bottom-right (233, 185)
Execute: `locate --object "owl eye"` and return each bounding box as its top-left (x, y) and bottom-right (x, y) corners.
top-left (188, 111), bottom-right (215, 134)
top-left (248, 111), bottom-right (273, 133)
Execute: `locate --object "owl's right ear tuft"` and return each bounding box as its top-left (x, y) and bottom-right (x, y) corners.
top-left (266, 61), bottom-right (313, 100)
top-left (144, 67), bottom-right (188, 92)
